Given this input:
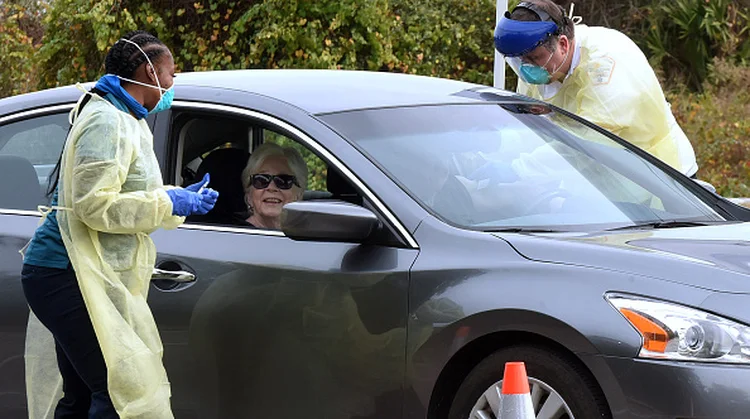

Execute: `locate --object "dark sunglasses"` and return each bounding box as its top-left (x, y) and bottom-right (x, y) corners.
top-left (251, 174), bottom-right (300, 190)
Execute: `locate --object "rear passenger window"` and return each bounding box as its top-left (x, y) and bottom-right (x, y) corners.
top-left (0, 113), bottom-right (69, 210)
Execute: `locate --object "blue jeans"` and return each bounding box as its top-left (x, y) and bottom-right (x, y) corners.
top-left (21, 264), bottom-right (119, 419)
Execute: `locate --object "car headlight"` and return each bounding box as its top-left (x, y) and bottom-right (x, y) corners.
top-left (605, 293), bottom-right (750, 364)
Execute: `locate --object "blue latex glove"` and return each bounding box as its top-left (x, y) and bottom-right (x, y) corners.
top-left (166, 188), bottom-right (203, 216)
top-left (468, 161), bottom-right (519, 184)
top-left (194, 188), bottom-right (219, 215)
top-left (185, 173), bottom-right (210, 193)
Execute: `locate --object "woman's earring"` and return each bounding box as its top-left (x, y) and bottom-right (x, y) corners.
top-left (244, 192), bottom-right (253, 212)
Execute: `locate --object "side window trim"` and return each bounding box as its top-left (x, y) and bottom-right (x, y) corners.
top-left (0, 208), bottom-right (42, 216)
top-left (0, 104), bottom-right (74, 125)
top-left (179, 223), bottom-right (286, 236)
top-left (171, 101), bottom-right (418, 249)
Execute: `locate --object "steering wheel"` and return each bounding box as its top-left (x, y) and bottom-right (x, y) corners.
top-left (523, 188), bottom-right (570, 216)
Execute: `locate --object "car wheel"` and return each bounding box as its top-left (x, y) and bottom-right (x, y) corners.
top-left (447, 345), bottom-right (611, 419)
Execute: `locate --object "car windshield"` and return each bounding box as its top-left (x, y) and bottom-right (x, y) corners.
top-left (320, 103), bottom-right (725, 231)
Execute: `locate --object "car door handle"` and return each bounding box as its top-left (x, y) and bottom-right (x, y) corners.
top-left (151, 268), bottom-right (196, 283)
top-left (151, 261), bottom-right (197, 292)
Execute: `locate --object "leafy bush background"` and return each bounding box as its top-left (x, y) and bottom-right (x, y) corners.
top-left (669, 60), bottom-right (750, 197)
top-left (1, 0), bottom-right (750, 196)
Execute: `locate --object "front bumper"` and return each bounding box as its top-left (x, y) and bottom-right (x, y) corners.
top-left (602, 355), bottom-right (750, 418)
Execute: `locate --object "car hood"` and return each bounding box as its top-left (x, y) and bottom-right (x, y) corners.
top-left (494, 223), bottom-right (750, 293)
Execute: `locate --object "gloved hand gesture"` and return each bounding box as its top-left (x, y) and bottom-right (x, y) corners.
top-left (195, 188), bottom-right (219, 215)
top-left (185, 173), bottom-right (211, 193)
top-left (166, 187), bottom-right (219, 217)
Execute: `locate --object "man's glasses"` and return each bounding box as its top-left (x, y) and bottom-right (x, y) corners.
top-left (251, 174), bottom-right (300, 190)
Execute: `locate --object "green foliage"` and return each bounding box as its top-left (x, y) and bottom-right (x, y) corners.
top-left (31, 0), bottom-right (501, 86)
top-left (0, 2), bottom-right (41, 97)
top-left (34, 0), bottom-right (403, 83)
top-left (669, 60), bottom-right (750, 197)
top-left (641, 0), bottom-right (750, 90)
top-left (168, 0), bottom-right (401, 72)
top-left (13, 0), bottom-right (750, 92)
top-left (36, 0), bottom-right (140, 86)
top-left (391, 0), bottom-right (495, 85)
top-left (4, 0), bottom-right (750, 196)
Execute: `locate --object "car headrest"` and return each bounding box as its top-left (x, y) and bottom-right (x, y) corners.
top-left (195, 148), bottom-right (249, 216)
top-left (0, 155), bottom-right (45, 211)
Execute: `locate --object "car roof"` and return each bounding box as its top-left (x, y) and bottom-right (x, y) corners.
top-left (0, 69), bottom-right (525, 116)
top-left (173, 69), bottom-right (521, 114)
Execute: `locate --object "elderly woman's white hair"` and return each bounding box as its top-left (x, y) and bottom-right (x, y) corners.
top-left (241, 142), bottom-right (308, 196)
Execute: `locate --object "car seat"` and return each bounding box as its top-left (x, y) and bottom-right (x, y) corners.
top-left (186, 148), bottom-right (249, 225)
top-left (0, 155), bottom-right (45, 211)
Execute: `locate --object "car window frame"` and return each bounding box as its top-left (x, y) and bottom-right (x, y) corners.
top-left (0, 104), bottom-right (75, 215)
top-left (165, 101), bottom-right (419, 249)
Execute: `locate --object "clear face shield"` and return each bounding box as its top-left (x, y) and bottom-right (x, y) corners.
top-left (506, 41), bottom-right (571, 86)
top-left (495, 3), bottom-right (582, 86)
top-left (495, 15), bottom-right (557, 83)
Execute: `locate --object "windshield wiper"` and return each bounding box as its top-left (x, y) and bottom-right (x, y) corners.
top-left (605, 220), bottom-right (715, 231)
top-left (487, 227), bottom-right (563, 233)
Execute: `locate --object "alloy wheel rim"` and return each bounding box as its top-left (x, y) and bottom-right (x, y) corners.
top-left (469, 377), bottom-right (574, 419)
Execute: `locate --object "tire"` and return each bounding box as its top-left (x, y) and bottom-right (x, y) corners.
top-left (447, 344), bottom-right (611, 419)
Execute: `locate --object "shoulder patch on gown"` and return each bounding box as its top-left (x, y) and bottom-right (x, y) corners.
top-left (586, 56), bottom-right (616, 85)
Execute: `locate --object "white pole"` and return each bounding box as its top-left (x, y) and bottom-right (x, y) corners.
top-left (493, 0), bottom-right (508, 89)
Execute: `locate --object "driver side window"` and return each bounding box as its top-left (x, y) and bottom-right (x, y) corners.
top-left (170, 110), bottom-right (362, 230)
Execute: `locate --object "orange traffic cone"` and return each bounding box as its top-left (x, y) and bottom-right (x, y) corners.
top-left (499, 361), bottom-right (535, 418)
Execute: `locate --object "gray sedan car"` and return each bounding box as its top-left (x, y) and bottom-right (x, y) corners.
top-left (2, 70), bottom-right (750, 419)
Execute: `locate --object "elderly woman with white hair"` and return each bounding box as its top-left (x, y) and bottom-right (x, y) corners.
top-left (239, 142), bottom-right (308, 229)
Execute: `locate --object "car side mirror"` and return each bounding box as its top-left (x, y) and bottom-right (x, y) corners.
top-left (281, 200), bottom-right (380, 243)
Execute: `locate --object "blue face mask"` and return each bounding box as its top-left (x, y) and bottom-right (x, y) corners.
top-left (519, 64), bottom-right (553, 85)
top-left (149, 87), bottom-right (174, 114)
top-left (520, 48), bottom-right (555, 85)
top-left (115, 76), bottom-right (175, 113)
